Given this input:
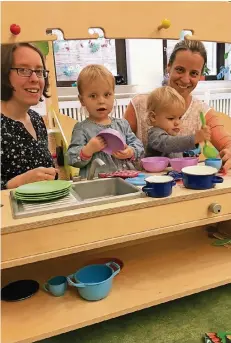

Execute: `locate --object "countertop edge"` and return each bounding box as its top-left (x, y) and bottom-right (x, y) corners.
top-left (2, 185), bottom-right (231, 235)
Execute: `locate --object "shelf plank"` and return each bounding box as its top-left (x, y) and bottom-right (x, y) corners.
top-left (2, 227), bottom-right (231, 343)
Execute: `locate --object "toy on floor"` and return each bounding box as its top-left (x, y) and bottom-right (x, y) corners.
top-left (205, 332), bottom-right (231, 343)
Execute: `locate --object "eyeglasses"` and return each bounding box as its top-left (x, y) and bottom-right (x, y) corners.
top-left (10, 68), bottom-right (49, 78)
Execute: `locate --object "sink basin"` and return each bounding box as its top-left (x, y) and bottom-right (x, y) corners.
top-left (10, 178), bottom-right (144, 219)
top-left (72, 178), bottom-right (141, 201)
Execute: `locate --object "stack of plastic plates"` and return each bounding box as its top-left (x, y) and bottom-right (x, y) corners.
top-left (14, 180), bottom-right (72, 202)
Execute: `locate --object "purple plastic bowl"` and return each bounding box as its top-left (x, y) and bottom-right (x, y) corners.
top-left (141, 157), bottom-right (169, 172)
top-left (170, 157), bottom-right (198, 172)
top-left (97, 129), bottom-right (125, 154)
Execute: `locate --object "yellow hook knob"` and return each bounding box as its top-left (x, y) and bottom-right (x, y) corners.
top-left (158, 19), bottom-right (171, 30)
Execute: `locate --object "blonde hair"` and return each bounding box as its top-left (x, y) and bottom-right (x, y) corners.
top-left (146, 86), bottom-right (185, 126)
top-left (77, 64), bottom-right (115, 95)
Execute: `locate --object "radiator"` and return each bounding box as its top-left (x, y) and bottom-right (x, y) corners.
top-left (59, 93), bottom-right (231, 121)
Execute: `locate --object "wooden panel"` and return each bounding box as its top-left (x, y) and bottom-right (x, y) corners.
top-left (2, 2), bottom-right (231, 44)
top-left (2, 174), bottom-right (231, 234)
top-left (2, 227), bottom-right (231, 343)
top-left (2, 192), bottom-right (231, 268)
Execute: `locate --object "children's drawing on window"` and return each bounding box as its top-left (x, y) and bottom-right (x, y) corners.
top-left (52, 29), bottom-right (117, 82)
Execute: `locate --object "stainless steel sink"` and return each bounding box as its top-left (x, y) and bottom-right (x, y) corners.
top-left (72, 178), bottom-right (141, 201)
top-left (10, 178), bottom-right (144, 219)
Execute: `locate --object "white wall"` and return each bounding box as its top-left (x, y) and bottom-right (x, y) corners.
top-left (125, 39), bottom-right (163, 93)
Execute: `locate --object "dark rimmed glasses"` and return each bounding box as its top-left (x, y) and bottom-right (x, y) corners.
top-left (10, 68), bottom-right (49, 78)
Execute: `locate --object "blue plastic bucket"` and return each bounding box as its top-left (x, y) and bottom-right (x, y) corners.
top-left (67, 262), bottom-right (120, 301)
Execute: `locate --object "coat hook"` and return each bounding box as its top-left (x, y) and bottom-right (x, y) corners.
top-left (10, 24), bottom-right (21, 35)
top-left (158, 19), bottom-right (171, 30)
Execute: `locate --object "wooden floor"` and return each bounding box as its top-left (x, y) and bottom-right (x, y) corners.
top-left (2, 226), bottom-right (231, 343)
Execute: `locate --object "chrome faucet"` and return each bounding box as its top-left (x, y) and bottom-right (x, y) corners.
top-left (87, 158), bottom-right (106, 180)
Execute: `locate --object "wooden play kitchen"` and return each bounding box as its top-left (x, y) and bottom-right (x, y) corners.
top-left (1, 2), bottom-right (231, 343)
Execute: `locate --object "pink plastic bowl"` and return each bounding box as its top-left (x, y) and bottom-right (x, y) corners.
top-left (141, 157), bottom-right (169, 172)
top-left (170, 157), bottom-right (198, 172)
top-left (97, 128), bottom-right (125, 154)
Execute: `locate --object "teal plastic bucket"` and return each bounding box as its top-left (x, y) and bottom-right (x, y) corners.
top-left (67, 262), bottom-right (120, 301)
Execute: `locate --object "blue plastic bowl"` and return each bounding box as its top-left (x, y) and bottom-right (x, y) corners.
top-left (205, 158), bottom-right (222, 171)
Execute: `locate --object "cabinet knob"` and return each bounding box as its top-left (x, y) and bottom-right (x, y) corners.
top-left (208, 203), bottom-right (222, 214)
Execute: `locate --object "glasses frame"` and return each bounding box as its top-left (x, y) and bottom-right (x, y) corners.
top-left (10, 67), bottom-right (49, 79)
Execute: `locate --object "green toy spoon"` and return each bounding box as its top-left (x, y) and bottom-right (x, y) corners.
top-left (200, 112), bottom-right (218, 158)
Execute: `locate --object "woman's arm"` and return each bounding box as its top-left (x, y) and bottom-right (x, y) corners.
top-left (123, 102), bottom-right (137, 134)
top-left (205, 109), bottom-right (231, 150)
top-left (206, 109), bottom-right (231, 171)
top-left (1, 167), bottom-right (57, 190)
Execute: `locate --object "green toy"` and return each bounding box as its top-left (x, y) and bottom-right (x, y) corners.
top-left (200, 112), bottom-right (218, 158)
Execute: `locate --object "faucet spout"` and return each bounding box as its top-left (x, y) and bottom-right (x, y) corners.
top-left (87, 158), bottom-right (106, 180)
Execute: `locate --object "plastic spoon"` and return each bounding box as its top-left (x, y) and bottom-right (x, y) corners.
top-left (199, 112), bottom-right (218, 158)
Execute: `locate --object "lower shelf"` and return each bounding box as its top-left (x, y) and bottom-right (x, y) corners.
top-left (2, 227), bottom-right (231, 343)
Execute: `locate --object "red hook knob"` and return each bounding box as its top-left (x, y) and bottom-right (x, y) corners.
top-left (10, 24), bottom-right (21, 35)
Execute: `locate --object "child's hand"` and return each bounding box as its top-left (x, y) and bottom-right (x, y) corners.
top-left (84, 137), bottom-right (107, 156)
top-left (112, 145), bottom-right (134, 160)
top-left (195, 126), bottom-right (211, 144)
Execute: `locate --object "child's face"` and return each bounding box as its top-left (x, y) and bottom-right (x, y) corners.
top-left (154, 106), bottom-right (185, 136)
top-left (79, 78), bottom-right (114, 122)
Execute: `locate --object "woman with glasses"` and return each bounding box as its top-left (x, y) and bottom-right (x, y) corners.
top-left (1, 43), bottom-right (57, 190)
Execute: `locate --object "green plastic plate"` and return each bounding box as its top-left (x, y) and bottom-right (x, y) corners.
top-left (14, 190), bottom-right (70, 202)
top-left (16, 180), bottom-right (72, 195)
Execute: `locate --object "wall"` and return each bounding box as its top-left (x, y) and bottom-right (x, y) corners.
top-left (125, 39), bottom-right (164, 93)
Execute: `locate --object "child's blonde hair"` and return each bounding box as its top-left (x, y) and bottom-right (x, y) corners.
top-left (77, 64), bottom-right (115, 95)
top-left (146, 86), bottom-right (185, 126)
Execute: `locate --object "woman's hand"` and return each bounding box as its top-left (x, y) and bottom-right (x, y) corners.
top-left (6, 167), bottom-right (58, 189)
top-left (220, 147), bottom-right (231, 172)
top-left (112, 145), bottom-right (134, 160)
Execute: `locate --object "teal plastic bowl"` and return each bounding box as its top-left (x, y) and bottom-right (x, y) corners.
top-left (205, 158), bottom-right (222, 171)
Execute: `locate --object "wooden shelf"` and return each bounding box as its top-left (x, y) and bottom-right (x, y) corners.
top-left (2, 227), bottom-right (231, 343)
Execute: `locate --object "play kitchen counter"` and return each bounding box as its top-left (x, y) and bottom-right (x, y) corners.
top-left (2, 172), bottom-right (231, 343)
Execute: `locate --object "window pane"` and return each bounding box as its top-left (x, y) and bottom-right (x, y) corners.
top-left (202, 41), bottom-right (217, 75)
top-left (52, 29), bottom-right (117, 82)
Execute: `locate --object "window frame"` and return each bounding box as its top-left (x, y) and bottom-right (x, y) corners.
top-left (49, 37), bottom-right (128, 87)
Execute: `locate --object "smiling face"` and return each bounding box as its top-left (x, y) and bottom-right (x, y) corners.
top-left (167, 50), bottom-right (205, 100)
top-left (9, 46), bottom-right (45, 108)
top-left (79, 78), bottom-right (115, 123)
